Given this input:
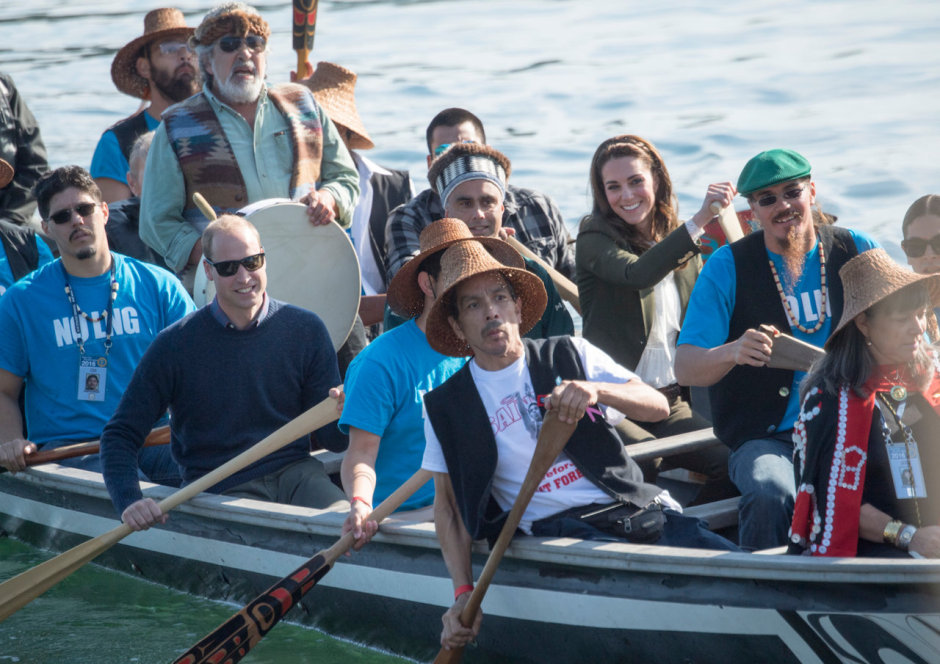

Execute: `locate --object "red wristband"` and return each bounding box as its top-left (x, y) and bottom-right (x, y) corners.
top-left (454, 584), bottom-right (474, 600)
top-left (351, 496), bottom-right (372, 509)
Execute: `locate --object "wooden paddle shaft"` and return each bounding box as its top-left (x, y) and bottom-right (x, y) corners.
top-left (0, 392), bottom-right (341, 623)
top-left (434, 410), bottom-right (577, 664)
top-left (710, 201), bottom-right (744, 244)
top-left (20, 426), bottom-right (171, 469)
top-left (505, 236), bottom-right (581, 315)
top-left (193, 192), bottom-right (217, 222)
top-left (175, 468), bottom-right (432, 664)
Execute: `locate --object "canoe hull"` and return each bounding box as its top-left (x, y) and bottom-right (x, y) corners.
top-left (2, 466), bottom-right (939, 663)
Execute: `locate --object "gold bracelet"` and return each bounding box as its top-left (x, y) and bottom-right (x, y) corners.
top-left (883, 519), bottom-right (904, 545)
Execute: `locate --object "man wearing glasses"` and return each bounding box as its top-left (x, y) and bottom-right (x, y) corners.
top-left (674, 149), bottom-right (879, 551)
top-left (100, 215), bottom-right (347, 531)
top-left (0, 165), bottom-right (193, 481)
top-left (139, 2), bottom-right (358, 294)
top-left (91, 8), bottom-right (200, 203)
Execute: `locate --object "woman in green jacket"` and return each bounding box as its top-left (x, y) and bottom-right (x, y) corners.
top-left (576, 134), bottom-right (735, 502)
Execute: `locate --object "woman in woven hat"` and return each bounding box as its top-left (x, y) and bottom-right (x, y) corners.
top-left (790, 248), bottom-right (940, 558)
top-left (575, 135), bottom-right (736, 501)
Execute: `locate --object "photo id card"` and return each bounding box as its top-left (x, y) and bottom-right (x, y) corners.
top-left (78, 356), bottom-right (107, 401)
top-left (887, 441), bottom-right (927, 500)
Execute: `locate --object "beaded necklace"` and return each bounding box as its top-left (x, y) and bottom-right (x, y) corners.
top-left (768, 235), bottom-right (827, 335)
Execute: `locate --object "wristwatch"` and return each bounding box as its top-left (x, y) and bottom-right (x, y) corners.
top-left (883, 519), bottom-right (903, 545)
top-left (896, 524), bottom-right (918, 552)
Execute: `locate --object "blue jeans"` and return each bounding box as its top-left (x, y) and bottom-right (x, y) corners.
top-left (531, 508), bottom-right (740, 552)
top-left (728, 435), bottom-right (796, 551)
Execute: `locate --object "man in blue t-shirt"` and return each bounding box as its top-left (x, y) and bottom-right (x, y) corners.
top-left (337, 219), bottom-right (506, 547)
top-left (675, 149), bottom-right (879, 551)
top-left (90, 8), bottom-right (199, 203)
top-left (0, 166), bottom-right (193, 482)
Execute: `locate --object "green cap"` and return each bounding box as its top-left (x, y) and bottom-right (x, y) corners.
top-left (737, 149), bottom-right (812, 196)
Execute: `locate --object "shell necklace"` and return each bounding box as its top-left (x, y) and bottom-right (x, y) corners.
top-left (768, 235), bottom-right (827, 335)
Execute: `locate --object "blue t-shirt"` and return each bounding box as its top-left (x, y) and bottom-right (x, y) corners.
top-left (89, 111), bottom-right (160, 184)
top-left (0, 236), bottom-right (54, 297)
top-left (678, 229), bottom-right (879, 432)
top-left (339, 318), bottom-right (466, 511)
top-left (0, 253), bottom-right (195, 445)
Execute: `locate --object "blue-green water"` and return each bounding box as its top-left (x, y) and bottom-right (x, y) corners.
top-left (0, 538), bottom-right (414, 663)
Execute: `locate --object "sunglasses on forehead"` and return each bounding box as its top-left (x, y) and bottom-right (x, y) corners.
top-left (218, 35), bottom-right (266, 53)
top-left (901, 234), bottom-right (940, 258)
top-left (48, 202), bottom-right (97, 225)
top-left (753, 184), bottom-right (807, 208)
top-left (205, 252), bottom-right (265, 277)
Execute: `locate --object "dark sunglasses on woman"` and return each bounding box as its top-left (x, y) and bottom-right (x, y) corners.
top-left (901, 234), bottom-right (940, 258)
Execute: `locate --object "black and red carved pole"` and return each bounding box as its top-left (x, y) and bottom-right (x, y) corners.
top-left (292, 0), bottom-right (318, 80)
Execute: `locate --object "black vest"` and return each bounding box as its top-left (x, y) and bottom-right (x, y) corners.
top-left (108, 110), bottom-right (151, 161)
top-left (709, 225), bottom-right (859, 450)
top-left (424, 336), bottom-right (660, 541)
top-left (367, 168), bottom-right (412, 289)
top-left (0, 219), bottom-right (40, 282)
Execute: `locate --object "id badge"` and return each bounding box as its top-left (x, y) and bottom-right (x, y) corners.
top-left (886, 441), bottom-right (927, 499)
top-left (78, 356), bottom-right (108, 401)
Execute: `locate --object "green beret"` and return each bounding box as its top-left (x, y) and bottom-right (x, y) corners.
top-left (737, 149), bottom-right (812, 196)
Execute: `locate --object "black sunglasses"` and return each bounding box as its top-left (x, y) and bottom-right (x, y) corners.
top-left (901, 234), bottom-right (940, 258)
top-left (218, 35), bottom-right (266, 53)
top-left (49, 202), bottom-right (97, 225)
top-left (205, 252), bottom-right (265, 277)
top-left (754, 184), bottom-right (806, 208)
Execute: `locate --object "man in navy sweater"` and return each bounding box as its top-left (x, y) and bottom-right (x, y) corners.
top-left (101, 214), bottom-right (347, 530)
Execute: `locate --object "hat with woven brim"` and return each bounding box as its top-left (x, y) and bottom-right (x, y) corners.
top-left (426, 241), bottom-right (547, 357)
top-left (387, 218), bottom-right (524, 319)
top-left (827, 248), bottom-right (940, 344)
top-left (305, 62), bottom-right (374, 150)
top-left (112, 8), bottom-right (195, 99)
top-left (737, 148), bottom-right (812, 196)
top-left (0, 159), bottom-right (12, 189)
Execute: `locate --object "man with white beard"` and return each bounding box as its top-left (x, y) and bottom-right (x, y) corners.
top-left (674, 149), bottom-right (879, 552)
top-left (139, 2), bottom-right (359, 292)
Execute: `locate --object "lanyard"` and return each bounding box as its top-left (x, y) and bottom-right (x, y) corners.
top-left (62, 255), bottom-right (118, 357)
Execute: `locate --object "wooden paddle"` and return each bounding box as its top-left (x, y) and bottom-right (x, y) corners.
top-left (292, 0), bottom-right (319, 80)
top-left (0, 426), bottom-right (171, 475)
top-left (173, 468), bottom-right (432, 664)
top-left (359, 294), bottom-right (386, 328)
top-left (709, 201), bottom-right (744, 244)
top-left (433, 409), bottom-right (577, 664)
top-left (0, 392), bottom-right (341, 623)
top-left (505, 236), bottom-right (581, 315)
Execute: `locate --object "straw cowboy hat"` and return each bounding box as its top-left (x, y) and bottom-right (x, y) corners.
top-left (0, 159), bottom-right (12, 189)
top-left (386, 218), bottom-right (524, 319)
top-left (828, 248), bottom-right (940, 344)
top-left (305, 62), bottom-right (374, 150)
top-left (112, 8), bottom-right (195, 99)
top-left (426, 240), bottom-right (547, 357)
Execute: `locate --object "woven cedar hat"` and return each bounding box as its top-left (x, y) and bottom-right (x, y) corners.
top-left (427, 142), bottom-right (511, 209)
top-left (0, 159), bottom-right (12, 189)
top-left (387, 218), bottom-right (524, 319)
top-left (305, 62), bottom-right (374, 150)
top-left (426, 241), bottom-right (547, 357)
top-left (111, 8), bottom-right (195, 99)
top-left (191, 4), bottom-right (271, 47)
top-left (828, 248), bottom-right (940, 344)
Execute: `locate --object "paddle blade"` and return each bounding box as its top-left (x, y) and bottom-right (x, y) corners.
top-left (173, 552), bottom-right (333, 664)
top-left (0, 524), bottom-right (131, 623)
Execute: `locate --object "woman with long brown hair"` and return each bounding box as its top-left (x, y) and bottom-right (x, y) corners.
top-left (575, 134), bottom-right (735, 500)
top-left (790, 249), bottom-right (940, 557)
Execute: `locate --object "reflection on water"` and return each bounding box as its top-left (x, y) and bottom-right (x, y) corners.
top-left (1, 0), bottom-right (938, 260)
top-left (0, 538), bottom-right (414, 663)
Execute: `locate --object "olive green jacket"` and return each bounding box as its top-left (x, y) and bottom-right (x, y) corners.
top-left (576, 214), bottom-right (700, 371)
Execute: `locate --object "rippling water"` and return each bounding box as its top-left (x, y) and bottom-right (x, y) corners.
top-left (1, 1), bottom-right (938, 661)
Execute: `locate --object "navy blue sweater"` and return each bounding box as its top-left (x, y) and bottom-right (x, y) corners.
top-left (101, 300), bottom-right (344, 514)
